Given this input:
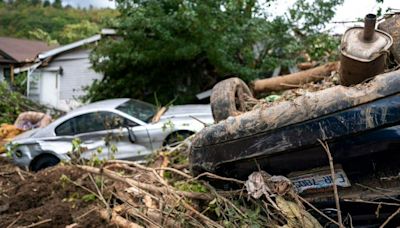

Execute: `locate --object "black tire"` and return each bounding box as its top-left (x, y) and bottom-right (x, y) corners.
top-left (30, 154), bottom-right (60, 172)
top-left (163, 131), bottom-right (194, 146)
top-left (210, 77), bottom-right (253, 122)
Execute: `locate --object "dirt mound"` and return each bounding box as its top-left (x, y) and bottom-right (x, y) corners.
top-left (0, 158), bottom-right (112, 228)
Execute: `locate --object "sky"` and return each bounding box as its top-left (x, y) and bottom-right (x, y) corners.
top-left (269, 0), bottom-right (400, 33)
top-left (61, 0), bottom-right (116, 8)
top-left (61, 0), bottom-right (400, 34)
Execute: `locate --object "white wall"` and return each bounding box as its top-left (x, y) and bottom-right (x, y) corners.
top-left (32, 48), bottom-right (103, 111)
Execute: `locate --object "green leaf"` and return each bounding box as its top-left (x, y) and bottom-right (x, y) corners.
top-left (81, 193), bottom-right (97, 202)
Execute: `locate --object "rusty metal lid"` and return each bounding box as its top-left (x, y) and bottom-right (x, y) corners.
top-left (341, 27), bottom-right (393, 62)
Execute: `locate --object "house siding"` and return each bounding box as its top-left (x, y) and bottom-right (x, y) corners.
top-left (48, 49), bottom-right (102, 100)
top-left (32, 48), bottom-right (103, 111)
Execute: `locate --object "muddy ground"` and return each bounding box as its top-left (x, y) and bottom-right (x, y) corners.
top-left (1, 145), bottom-right (400, 227)
top-left (0, 157), bottom-right (112, 228)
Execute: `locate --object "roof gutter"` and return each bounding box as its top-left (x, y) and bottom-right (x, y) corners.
top-left (38, 34), bottom-right (101, 60)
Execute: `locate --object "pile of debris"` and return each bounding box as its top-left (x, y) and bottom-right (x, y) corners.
top-left (0, 83), bottom-right (59, 153)
top-left (0, 137), bottom-right (344, 228)
top-left (2, 137), bottom-right (399, 227)
top-left (0, 111), bottom-right (53, 154)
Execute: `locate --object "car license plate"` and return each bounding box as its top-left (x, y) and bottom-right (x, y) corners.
top-left (289, 167), bottom-right (351, 193)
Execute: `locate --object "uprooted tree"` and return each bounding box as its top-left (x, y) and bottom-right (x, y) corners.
top-left (87, 0), bottom-right (344, 104)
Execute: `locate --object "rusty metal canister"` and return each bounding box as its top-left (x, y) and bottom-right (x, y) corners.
top-left (340, 14), bottom-right (393, 86)
top-left (378, 13), bottom-right (400, 63)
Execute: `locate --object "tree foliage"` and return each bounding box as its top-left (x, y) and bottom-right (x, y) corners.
top-left (0, 83), bottom-right (49, 123)
top-left (88, 0), bottom-right (343, 105)
top-left (58, 20), bottom-right (100, 44)
top-left (0, 1), bottom-right (117, 44)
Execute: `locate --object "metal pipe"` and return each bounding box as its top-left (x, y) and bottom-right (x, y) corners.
top-left (363, 14), bottom-right (376, 41)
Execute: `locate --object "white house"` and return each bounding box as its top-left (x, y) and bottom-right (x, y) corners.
top-left (27, 30), bottom-right (115, 111)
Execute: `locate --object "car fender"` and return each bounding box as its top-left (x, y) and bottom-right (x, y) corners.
top-left (145, 118), bottom-right (207, 148)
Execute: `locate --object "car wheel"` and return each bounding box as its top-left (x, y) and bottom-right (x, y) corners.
top-left (164, 131), bottom-right (194, 146)
top-left (30, 154), bottom-right (60, 172)
top-left (210, 77), bottom-right (253, 122)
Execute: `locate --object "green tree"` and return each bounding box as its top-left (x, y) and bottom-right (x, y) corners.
top-left (43, 0), bottom-right (50, 7)
top-left (0, 3), bottom-right (118, 44)
top-left (88, 0), bottom-right (343, 104)
top-left (31, 0), bottom-right (41, 5)
top-left (14, 0), bottom-right (29, 5)
top-left (52, 0), bottom-right (62, 8)
top-left (59, 20), bottom-right (100, 43)
top-left (28, 28), bottom-right (58, 45)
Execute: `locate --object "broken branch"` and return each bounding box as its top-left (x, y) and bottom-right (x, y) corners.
top-left (318, 139), bottom-right (344, 228)
top-left (99, 208), bottom-right (143, 228)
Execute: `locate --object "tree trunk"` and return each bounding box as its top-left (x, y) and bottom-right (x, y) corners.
top-left (251, 62), bottom-right (339, 93)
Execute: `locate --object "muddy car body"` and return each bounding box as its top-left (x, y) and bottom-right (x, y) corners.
top-left (190, 70), bottom-right (400, 225)
top-left (10, 98), bottom-right (213, 171)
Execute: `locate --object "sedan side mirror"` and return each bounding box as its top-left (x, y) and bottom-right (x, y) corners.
top-left (126, 127), bottom-right (136, 143)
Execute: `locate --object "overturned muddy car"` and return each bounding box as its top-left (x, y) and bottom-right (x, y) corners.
top-left (190, 14), bottom-right (400, 225)
top-left (190, 69), bottom-right (400, 225)
top-left (190, 69), bottom-right (400, 180)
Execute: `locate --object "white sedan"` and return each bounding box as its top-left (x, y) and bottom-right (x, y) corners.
top-left (9, 98), bottom-right (214, 171)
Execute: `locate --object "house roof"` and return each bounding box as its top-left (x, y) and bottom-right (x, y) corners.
top-left (0, 37), bottom-right (56, 63)
top-left (38, 34), bottom-right (101, 60)
top-left (37, 29), bottom-right (116, 60)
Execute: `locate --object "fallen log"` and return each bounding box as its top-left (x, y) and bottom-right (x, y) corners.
top-left (251, 62), bottom-right (339, 93)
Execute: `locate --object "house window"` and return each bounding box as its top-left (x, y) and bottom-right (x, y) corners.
top-left (3, 67), bottom-right (11, 83)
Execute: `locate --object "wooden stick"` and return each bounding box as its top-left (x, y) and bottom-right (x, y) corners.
top-left (192, 172), bottom-right (245, 184)
top-left (152, 107), bottom-right (167, 123)
top-left (114, 204), bottom-right (178, 228)
top-left (78, 165), bottom-right (213, 201)
top-left (113, 204), bottom-right (161, 228)
top-left (22, 219), bottom-right (52, 228)
top-left (15, 167), bottom-right (25, 181)
top-left (380, 207), bottom-right (400, 228)
top-left (6, 213), bottom-right (22, 228)
top-left (318, 139), bottom-right (344, 228)
top-left (298, 196), bottom-right (341, 227)
top-left (189, 115), bottom-right (208, 127)
top-left (76, 207), bottom-right (97, 220)
top-left (356, 183), bottom-right (400, 203)
top-left (105, 163), bottom-right (213, 201)
top-left (153, 167), bottom-right (192, 179)
top-left (343, 199), bottom-right (400, 207)
top-left (204, 182), bottom-right (247, 218)
top-left (99, 208), bottom-right (143, 228)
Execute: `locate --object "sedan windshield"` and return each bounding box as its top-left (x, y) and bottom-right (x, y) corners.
top-left (116, 99), bottom-right (157, 123)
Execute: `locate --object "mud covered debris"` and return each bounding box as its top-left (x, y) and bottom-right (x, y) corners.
top-left (0, 157), bottom-right (113, 228)
top-left (0, 139), bottom-right (338, 228)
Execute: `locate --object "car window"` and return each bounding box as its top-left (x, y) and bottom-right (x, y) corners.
top-left (116, 99), bottom-right (156, 123)
top-left (55, 118), bottom-right (75, 136)
top-left (55, 112), bottom-right (137, 136)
